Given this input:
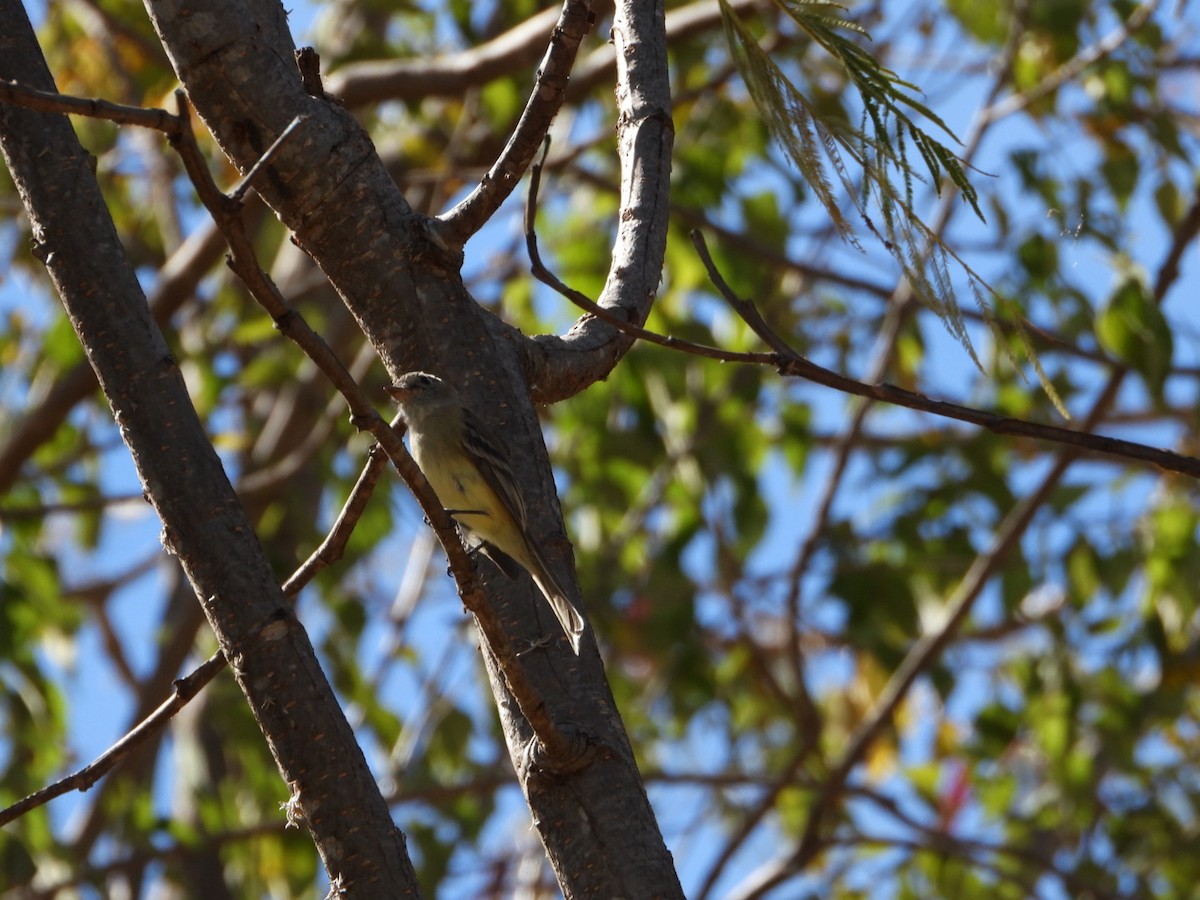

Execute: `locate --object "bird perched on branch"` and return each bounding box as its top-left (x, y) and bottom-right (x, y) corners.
top-left (386, 371), bottom-right (586, 654)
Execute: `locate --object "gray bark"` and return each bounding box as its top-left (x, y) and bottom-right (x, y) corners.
top-left (142, 0), bottom-right (682, 893)
top-left (0, 3), bottom-right (420, 894)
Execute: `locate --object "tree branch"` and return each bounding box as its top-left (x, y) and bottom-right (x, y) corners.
top-left (522, 0), bottom-right (675, 403)
top-left (982, 0), bottom-right (1161, 122)
top-left (0, 13), bottom-right (420, 886)
top-left (139, 0), bottom-right (687, 890)
top-left (0, 652), bottom-right (226, 829)
top-left (161, 89), bottom-right (588, 770)
top-left (436, 0), bottom-right (595, 246)
top-left (324, 4), bottom-right (566, 108)
top-left (729, 177), bottom-right (1200, 900)
top-left (525, 198), bottom-right (1200, 479)
top-left (0, 77), bottom-right (182, 131)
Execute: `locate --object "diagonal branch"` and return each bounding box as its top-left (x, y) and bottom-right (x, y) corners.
top-left (0, 5), bottom-right (419, 888)
top-left (436, 0), bottom-right (596, 246)
top-left (521, 0), bottom-right (675, 403)
top-left (983, 0), bottom-right (1161, 123)
top-left (163, 90), bottom-right (588, 769)
top-left (728, 181), bottom-right (1200, 900)
top-left (324, 4), bottom-right (564, 107)
top-left (0, 651), bottom-right (228, 829)
top-left (524, 188), bottom-right (1200, 480)
top-left (0, 77), bottom-right (182, 130)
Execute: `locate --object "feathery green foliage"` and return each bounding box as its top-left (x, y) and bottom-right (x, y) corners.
top-left (719, 0), bottom-right (1070, 411)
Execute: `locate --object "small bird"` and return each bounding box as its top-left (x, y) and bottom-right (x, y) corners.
top-left (386, 371), bottom-right (586, 654)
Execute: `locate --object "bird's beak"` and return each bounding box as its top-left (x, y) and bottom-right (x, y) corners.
top-left (385, 384), bottom-right (406, 400)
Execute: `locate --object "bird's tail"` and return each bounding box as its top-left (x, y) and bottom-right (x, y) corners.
top-left (527, 547), bottom-right (587, 655)
top-left (541, 583), bottom-right (586, 655)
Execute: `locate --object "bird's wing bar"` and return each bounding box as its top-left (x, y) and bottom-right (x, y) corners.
top-left (461, 407), bottom-right (528, 532)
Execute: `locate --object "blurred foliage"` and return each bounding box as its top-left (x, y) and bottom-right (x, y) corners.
top-left (2, 0), bottom-right (1199, 898)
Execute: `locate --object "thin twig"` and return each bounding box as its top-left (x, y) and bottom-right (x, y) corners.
top-left (0, 90), bottom-right (583, 828)
top-left (229, 115), bottom-right (309, 204)
top-left (0, 652), bottom-right (224, 828)
top-left (163, 90), bottom-right (585, 770)
top-left (282, 436), bottom-right (394, 596)
top-left (436, 0), bottom-right (594, 246)
top-left (983, 0), bottom-right (1161, 122)
top-left (0, 78), bottom-right (182, 132)
top-left (526, 185), bottom-right (1200, 479)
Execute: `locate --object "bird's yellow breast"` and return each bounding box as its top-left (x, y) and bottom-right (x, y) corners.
top-left (411, 431), bottom-right (514, 550)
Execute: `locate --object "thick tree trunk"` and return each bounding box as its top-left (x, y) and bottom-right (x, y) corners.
top-left (0, 3), bottom-right (420, 895)
top-left (143, 0), bottom-right (682, 894)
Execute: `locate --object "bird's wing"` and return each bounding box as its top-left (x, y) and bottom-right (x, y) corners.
top-left (461, 407), bottom-right (528, 532)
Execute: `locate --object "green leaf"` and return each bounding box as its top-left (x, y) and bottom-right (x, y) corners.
top-left (1154, 179), bottom-right (1185, 227)
top-left (1017, 233), bottom-right (1059, 284)
top-left (945, 0), bottom-right (1009, 44)
top-left (0, 831), bottom-right (37, 888)
top-left (1099, 138), bottom-right (1139, 211)
top-left (1094, 277), bottom-right (1173, 402)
